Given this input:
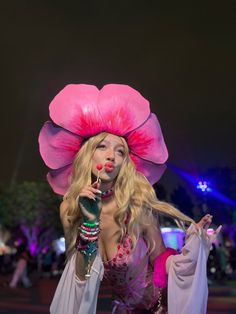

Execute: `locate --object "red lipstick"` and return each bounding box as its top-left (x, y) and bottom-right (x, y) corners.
top-left (105, 161), bottom-right (114, 173)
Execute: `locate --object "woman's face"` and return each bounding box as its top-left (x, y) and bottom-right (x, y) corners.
top-left (91, 134), bottom-right (126, 184)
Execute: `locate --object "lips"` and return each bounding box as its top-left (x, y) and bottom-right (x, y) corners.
top-left (104, 162), bottom-right (114, 173)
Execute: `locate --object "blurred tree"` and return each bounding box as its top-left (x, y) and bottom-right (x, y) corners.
top-left (0, 182), bottom-right (62, 256)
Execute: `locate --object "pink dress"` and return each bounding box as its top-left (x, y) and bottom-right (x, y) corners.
top-left (104, 235), bottom-right (166, 313)
top-left (50, 224), bottom-right (211, 314)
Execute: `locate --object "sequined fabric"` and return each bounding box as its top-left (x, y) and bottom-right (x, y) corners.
top-left (103, 235), bottom-right (167, 313)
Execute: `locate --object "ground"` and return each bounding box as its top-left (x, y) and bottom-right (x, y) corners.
top-left (0, 273), bottom-right (236, 313)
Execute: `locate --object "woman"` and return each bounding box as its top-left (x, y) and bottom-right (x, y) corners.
top-left (39, 84), bottom-right (221, 314)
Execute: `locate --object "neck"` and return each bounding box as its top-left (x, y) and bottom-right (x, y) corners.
top-left (99, 181), bottom-right (114, 193)
top-left (99, 182), bottom-right (114, 200)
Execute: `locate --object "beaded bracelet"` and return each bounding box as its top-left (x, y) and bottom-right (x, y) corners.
top-left (75, 221), bottom-right (100, 279)
top-left (80, 233), bottom-right (99, 242)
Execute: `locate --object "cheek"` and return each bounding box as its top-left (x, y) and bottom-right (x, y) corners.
top-left (117, 156), bottom-right (125, 167)
top-left (92, 153), bottom-right (100, 167)
top-left (91, 160), bottom-right (99, 173)
top-left (91, 165), bottom-right (97, 177)
top-left (91, 158), bottom-right (98, 176)
top-left (114, 160), bottom-right (123, 175)
top-left (92, 150), bottom-right (104, 163)
top-left (91, 153), bottom-right (105, 177)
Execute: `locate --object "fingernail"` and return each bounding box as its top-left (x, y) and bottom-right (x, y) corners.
top-left (96, 190), bottom-right (102, 194)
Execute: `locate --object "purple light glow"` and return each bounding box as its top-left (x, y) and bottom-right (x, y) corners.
top-left (161, 227), bottom-right (185, 250)
top-left (29, 243), bottom-right (37, 256)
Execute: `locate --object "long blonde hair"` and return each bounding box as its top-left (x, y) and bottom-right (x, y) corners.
top-left (64, 132), bottom-right (194, 257)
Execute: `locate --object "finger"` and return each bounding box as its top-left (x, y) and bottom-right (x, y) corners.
top-left (81, 186), bottom-right (101, 196)
top-left (197, 215), bottom-right (207, 225)
top-left (202, 214), bottom-right (212, 222)
top-left (203, 221), bottom-right (211, 230)
top-left (82, 186), bottom-right (94, 193)
top-left (197, 214), bottom-right (212, 229)
top-left (91, 183), bottom-right (102, 210)
top-left (85, 185), bottom-right (102, 195)
top-left (79, 204), bottom-right (96, 221)
top-left (215, 225), bottom-right (222, 235)
top-left (92, 180), bottom-right (101, 191)
top-left (79, 192), bottom-right (96, 201)
top-left (204, 217), bottom-right (213, 230)
top-left (209, 225), bottom-right (222, 242)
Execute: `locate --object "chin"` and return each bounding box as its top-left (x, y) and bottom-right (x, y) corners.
top-left (100, 177), bottom-right (115, 183)
top-left (100, 174), bottom-right (116, 183)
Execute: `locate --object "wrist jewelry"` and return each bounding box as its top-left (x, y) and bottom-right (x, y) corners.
top-left (75, 221), bottom-right (100, 279)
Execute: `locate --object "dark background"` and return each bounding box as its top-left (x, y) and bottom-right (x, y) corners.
top-left (0, 0), bottom-right (235, 193)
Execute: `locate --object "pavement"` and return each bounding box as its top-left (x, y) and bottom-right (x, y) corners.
top-left (207, 280), bottom-right (236, 314)
top-left (0, 273), bottom-right (236, 314)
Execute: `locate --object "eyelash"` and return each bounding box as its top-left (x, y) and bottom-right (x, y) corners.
top-left (96, 144), bottom-right (124, 155)
top-left (117, 149), bottom-right (125, 156)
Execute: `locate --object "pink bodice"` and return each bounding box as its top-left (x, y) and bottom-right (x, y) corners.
top-left (103, 235), bottom-right (164, 312)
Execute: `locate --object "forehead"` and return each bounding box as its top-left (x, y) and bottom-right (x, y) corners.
top-left (102, 133), bottom-right (124, 145)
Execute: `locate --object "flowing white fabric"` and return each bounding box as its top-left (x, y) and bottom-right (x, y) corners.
top-left (50, 224), bottom-right (213, 314)
top-left (50, 252), bottom-right (104, 314)
top-left (166, 224), bottom-right (212, 314)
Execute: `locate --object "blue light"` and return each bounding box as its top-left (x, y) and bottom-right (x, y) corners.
top-left (167, 163), bottom-right (236, 207)
top-left (196, 181), bottom-right (212, 193)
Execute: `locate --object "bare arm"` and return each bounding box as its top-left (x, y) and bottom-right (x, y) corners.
top-left (59, 200), bottom-right (94, 280)
top-left (59, 200), bottom-right (71, 242)
top-left (146, 217), bottom-right (166, 265)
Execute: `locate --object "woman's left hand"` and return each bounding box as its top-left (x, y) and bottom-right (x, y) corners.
top-left (196, 214), bottom-right (222, 242)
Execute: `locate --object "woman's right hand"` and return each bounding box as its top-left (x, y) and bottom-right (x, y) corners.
top-left (79, 182), bottom-right (102, 222)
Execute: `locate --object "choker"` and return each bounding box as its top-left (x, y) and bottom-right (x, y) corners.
top-left (101, 188), bottom-right (114, 199)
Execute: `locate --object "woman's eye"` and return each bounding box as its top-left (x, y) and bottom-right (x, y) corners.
top-left (97, 144), bottom-right (106, 149)
top-left (117, 149), bottom-right (125, 156)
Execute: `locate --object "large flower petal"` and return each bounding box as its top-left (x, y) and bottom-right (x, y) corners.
top-left (130, 154), bottom-right (167, 185)
top-left (98, 84), bottom-right (150, 135)
top-left (39, 121), bottom-right (83, 169)
top-left (39, 83), bottom-right (168, 193)
top-left (47, 164), bottom-right (73, 195)
top-left (127, 113), bottom-right (168, 164)
top-left (49, 84), bottom-right (105, 137)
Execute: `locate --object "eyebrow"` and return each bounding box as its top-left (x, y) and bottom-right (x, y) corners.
top-left (101, 139), bottom-right (125, 148)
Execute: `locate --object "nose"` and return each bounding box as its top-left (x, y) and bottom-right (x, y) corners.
top-left (106, 148), bottom-right (115, 161)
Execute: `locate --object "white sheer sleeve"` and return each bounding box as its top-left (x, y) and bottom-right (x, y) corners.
top-left (166, 224), bottom-right (212, 314)
top-left (50, 252), bottom-right (104, 314)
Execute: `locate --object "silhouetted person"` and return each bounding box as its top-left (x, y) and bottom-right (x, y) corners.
top-left (9, 244), bottom-right (32, 288)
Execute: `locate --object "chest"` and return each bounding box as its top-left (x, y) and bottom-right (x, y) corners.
top-left (98, 209), bottom-right (121, 263)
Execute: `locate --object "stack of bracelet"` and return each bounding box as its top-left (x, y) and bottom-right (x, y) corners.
top-left (75, 221), bottom-right (100, 279)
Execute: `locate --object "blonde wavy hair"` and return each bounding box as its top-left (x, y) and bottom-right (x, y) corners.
top-left (64, 132), bottom-right (194, 257)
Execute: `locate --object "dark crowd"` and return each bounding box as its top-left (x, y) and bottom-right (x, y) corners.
top-left (0, 229), bottom-right (236, 289)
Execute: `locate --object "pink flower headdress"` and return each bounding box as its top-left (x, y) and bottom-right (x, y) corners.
top-left (39, 84), bottom-right (168, 195)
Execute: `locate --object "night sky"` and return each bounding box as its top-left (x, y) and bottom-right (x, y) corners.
top-left (0, 1), bottom-right (235, 193)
